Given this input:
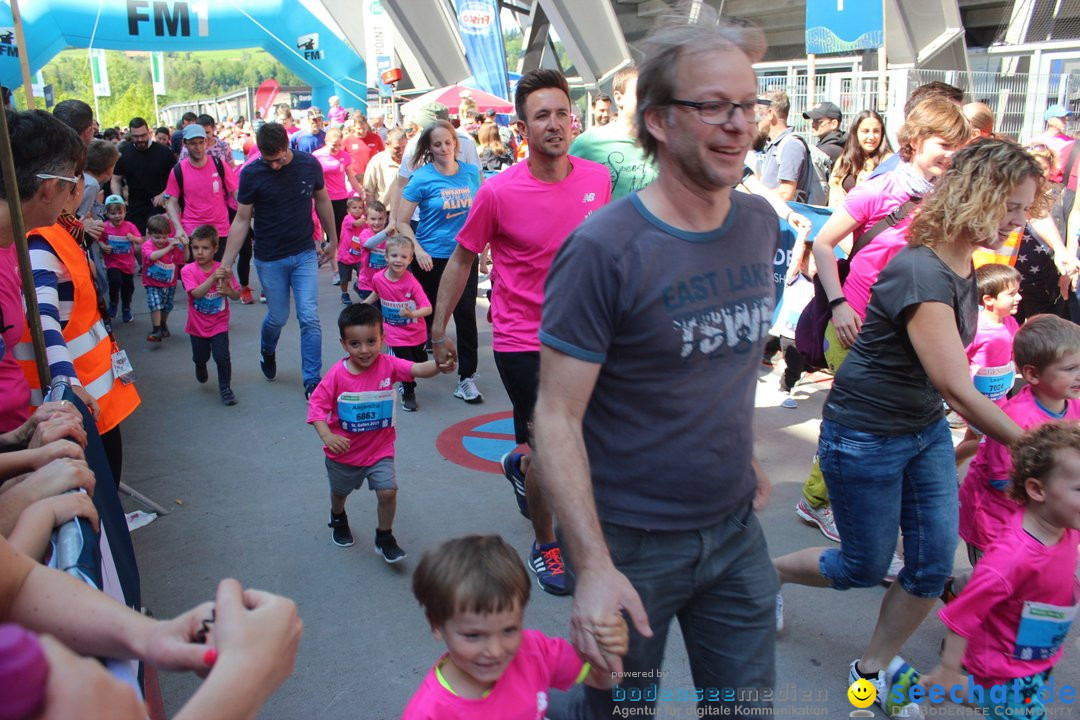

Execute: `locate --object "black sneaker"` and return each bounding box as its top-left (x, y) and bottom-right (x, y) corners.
top-left (221, 388), bottom-right (238, 406)
top-left (195, 363), bottom-right (208, 384)
top-left (375, 531), bottom-right (406, 563)
top-left (260, 350), bottom-right (276, 380)
top-left (400, 386), bottom-right (418, 412)
top-left (304, 382), bottom-right (319, 401)
top-left (328, 512), bottom-right (353, 547)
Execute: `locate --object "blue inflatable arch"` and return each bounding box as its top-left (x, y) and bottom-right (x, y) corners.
top-left (0, 0), bottom-right (367, 112)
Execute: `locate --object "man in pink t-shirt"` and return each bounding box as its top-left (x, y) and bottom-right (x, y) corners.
top-left (164, 124), bottom-right (238, 253)
top-left (429, 69), bottom-right (612, 596)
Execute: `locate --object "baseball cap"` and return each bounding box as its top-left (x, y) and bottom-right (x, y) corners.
top-left (104, 194), bottom-right (126, 207)
top-left (803, 102), bottom-right (842, 121)
top-left (1044, 104), bottom-right (1072, 122)
top-left (307, 106), bottom-right (324, 119)
top-left (182, 124), bottom-right (207, 140)
top-left (410, 103), bottom-right (450, 129)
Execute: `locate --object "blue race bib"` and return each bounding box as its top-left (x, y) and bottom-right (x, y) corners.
top-left (380, 299), bottom-right (414, 326)
top-left (146, 262), bottom-right (175, 283)
top-left (1013, 600), bottom-right (1077, 661)
top-left (973, 363), bottom-right (1015, 402)
top-left (108, 235), bottom-right (132, 254)
top-left (337, 389), bottom-right (396, 432)
top-left (368, 249), bottom-right (387, 269)
top-left (193, 294), bottom-right (225, 315)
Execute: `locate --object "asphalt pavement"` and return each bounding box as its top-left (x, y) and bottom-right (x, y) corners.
top-left (114, 265), bottom-right (1080, 719)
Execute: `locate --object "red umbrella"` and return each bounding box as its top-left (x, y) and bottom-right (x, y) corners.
top-left (400, 84), bottom-right (514, 117)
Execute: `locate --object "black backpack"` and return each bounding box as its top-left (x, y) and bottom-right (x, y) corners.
top-left (172, 155), bottom-right (230, 212)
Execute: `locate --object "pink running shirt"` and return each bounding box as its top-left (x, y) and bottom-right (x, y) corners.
top-left (314, 146), bottom-right (353, 201)
top-left (965, 313), bottom-right (1019, 404)
top-left (940, 507), bottom-right (1078, 688)
top-left (337, 215), bottom-right (367, 266)
top-left (0, 244), bottom-right (30, 431)
top-left (101, 220), bottom-right (141, 274)
top-left (959, 384), bottom-right (1080, 550)
top-left (181, 262), bottom-right (239, 338)
top-left (456, 157), bottom-right (611, 352)
top-left (306, 355), bottom-right (414, 467)
top-left (402, 629), bottom-right (586, 720)
top-left (141, 240), bottom-right (184, 288)
top-left (371, 269), bottom-right (429, 347)
top-left (358, 228), bottom-right (386, 292)
top-left (163, 158), bottom-right (239, 235)
top-left (839, 172), bottom-right (919, 320)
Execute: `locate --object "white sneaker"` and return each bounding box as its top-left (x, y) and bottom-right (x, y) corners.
top-left (331, 272), bottom-right (340, 285)
top-left (795, 499), bottom-right (841, 542)
top-left (883, 551), bottom-right (904, 584)
top-left (453, 375), bottom-right (483, 403)
top-left (781, 393), bottom-right (798, 409)
top-left (847, 657), bottom-right (922, 718)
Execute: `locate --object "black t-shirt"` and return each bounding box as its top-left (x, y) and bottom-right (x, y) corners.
top-left (824, 244), bottom-right (978, 435)
top-left (236, 151), bottom-right (325, 262)
top-left (115, 142), bottom-right (176, 214)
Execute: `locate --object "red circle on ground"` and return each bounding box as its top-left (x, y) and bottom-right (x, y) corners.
top-left (436, 410), bottom-right (527, 474)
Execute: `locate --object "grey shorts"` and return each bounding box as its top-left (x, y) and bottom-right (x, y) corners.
top-left (325, 456), bottom-right (396, 496)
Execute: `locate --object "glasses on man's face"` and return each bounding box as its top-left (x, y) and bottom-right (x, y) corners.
top-left (36, 172), bottom-right (80, 186)
top-left (669, 98), bottom-right (768, 125)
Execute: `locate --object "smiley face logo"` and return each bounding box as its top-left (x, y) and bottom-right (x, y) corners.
top-left (847, 679), bottom-right (877, 708)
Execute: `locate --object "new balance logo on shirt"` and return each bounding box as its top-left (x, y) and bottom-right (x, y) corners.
top-left (582, 193), bottom-right (596, 202)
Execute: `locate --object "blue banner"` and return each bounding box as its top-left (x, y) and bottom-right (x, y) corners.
top-left (454, 0), bottom-right (509, 100)
top-left (805, 0), bottom-right (884, 55)
top-left (0, 0), bottom-right (366, 111)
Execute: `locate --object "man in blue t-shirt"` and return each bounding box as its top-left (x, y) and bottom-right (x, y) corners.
top-left (221, 122), bottom-right (338, 398)
top-left (289, 107), bottom-right (326, 154)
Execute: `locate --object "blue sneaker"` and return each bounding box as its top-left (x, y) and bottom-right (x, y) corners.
top-left (108, 303), bottom-right (118, 319)
top-left (500, 452), bottom-right (530, 519)
top-left (529, 541), bottom-right (568, 596)
top-left (121, 308), bottom-right (133, 323)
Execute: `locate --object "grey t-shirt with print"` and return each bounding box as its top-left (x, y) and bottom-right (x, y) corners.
top-left (824, 244), bottom-right (979, 436)
top-left (540, 191), bottom-right (779, 531)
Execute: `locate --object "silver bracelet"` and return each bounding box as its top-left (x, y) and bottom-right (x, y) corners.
top-left (431, 337), bottom-right (449, 345)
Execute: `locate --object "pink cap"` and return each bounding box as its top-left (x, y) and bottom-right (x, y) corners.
top-left (0, 624), bottom-right (49, 720)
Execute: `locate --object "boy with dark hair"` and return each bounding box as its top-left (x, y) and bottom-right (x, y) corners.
top-left (306, 304), bottom-right (454, 558)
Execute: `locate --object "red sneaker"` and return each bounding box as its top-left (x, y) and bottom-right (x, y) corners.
top-left (239, 286), bottom-right (254, 305)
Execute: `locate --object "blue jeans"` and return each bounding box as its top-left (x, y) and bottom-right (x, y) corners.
top-left (574, 503), bottom-right (778, 715)
top-left (818, 418), bottom-right (957, 598)
top-left (254, 249), bottom-right (321, 385)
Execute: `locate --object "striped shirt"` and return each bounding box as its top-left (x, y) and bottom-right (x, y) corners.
top-left (28, 232), bottom-right (82, 386)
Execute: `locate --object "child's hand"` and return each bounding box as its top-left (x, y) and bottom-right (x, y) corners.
top-left (385, 226), bottom-right (396, 237)
top-left (38, 492), bottom-right (100, 533)
top-left (323, 434), bottom-right (350, 455)
top-left (592, 613), bottom-right (629, 664)
top-left (399, 307), bottom-right (414, 319)
top-left (126, 234), bottom-right (136, 243)
top-left (351, 219), bottom-right (364, 228)
top-left (31, 439), bottom-right (84, 470)
top-left (101, 244), bottom-right (113, 254)
top-left (213, 266), bottom-right (231, 281)
top-left (918, 664), bottom-right (967, 698)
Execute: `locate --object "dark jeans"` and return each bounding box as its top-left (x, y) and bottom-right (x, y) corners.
top-left (391, 342), bottom-right (427, 392)
top-left (106, 268), bottom-right (134, 310)
top-left (237, 228), bottom-right (254, 287)
top-left (567, 503), bottom-right (778, 716)
top-left (410, 255), bottom-right (478, 381)
top-left (191, 332), bottom-right (232, 392)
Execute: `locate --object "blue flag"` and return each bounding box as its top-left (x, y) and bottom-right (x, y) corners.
top-left (454, 0), bottom-right (509, 100)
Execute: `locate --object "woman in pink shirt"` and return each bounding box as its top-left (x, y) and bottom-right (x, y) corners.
top-left (314, 128), bottom-right (354, 257)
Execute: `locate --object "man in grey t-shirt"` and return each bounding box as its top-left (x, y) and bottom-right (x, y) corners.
top-left (534, 16), bottom-right (779, 717)
top-left (758, 89), bottom-right (808, 202)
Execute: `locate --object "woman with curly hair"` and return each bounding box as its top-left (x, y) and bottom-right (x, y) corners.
top-left (827, 109), bottom-right (893, 206)
top-left (773, 140), bottom-right (1040, 717)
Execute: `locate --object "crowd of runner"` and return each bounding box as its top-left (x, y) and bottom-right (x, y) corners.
top-left (1, 6), bottom-right (1079, 719)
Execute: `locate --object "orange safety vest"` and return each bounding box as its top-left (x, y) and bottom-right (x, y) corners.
top-left (16, 224), bottom-right (140, 434)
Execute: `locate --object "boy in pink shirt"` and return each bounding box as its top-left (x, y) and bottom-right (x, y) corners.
top-left (959, 315), bottom-right (1080, 560)
top-left (363, 236), bottom-right (431, 412)
top-left (357, 200), bottom-right (391, 300)
top-left (337, 196), bottom-right (367, 305)
top-left (307, 303), bottom-right (452, 559)
top-left (403, 534), bottom-right (627, 720)
top-left (142, 214), bottom-right (186, 343)
top-left (100, 194), bottom-right (141, 323)
top-left (956, 263), bottom-right (1023, 464)
top-left (181, 226), bottom-right (241, 406)
top-left (922, 422), bottom-right (1080, 719)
